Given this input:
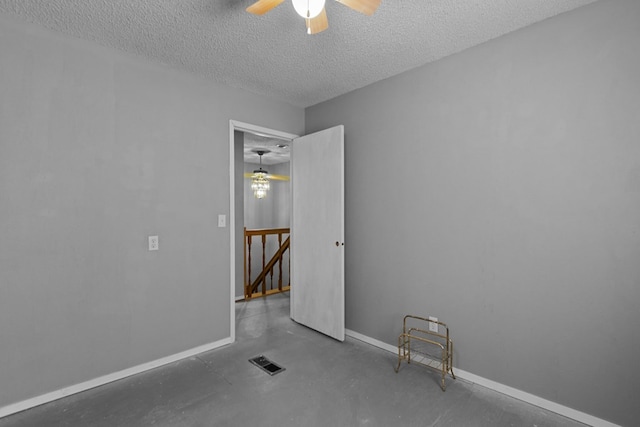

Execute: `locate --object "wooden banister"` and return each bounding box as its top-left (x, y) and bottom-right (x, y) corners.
top-left (249, 236), bottom-right (290, 295)
top-left (244, 227), bottom-right (290, 299)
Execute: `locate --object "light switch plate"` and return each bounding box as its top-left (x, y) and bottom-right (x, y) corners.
top-left (218, 214), bottom-right (226, 227)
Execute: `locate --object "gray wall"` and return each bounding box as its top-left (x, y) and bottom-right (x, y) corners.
top-left (0, 16), bottom-right (303, 408)
top-left (306, 1), bottom-right (640, 425)
top-left (244, 162), bottom-right (291, 229)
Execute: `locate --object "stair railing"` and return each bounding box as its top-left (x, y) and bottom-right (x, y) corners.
top-left (244, 227), bottom-right (290, 299)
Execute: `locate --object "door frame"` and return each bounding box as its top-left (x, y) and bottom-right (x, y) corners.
top-left (228, 120), bottom-right (299, 342)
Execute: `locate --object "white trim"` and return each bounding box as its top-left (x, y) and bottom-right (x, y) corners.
top-left (230, 120), bottom-right (299, 142)
top-left (228, 120), bottom-right (299, 343)
top-left (451, 368), bottom-right (619, 427)
top-left (0, 338), bottom-right (231, 419)
top-left (229, 121), bottom-right (236, 344)
top-left (346, 328), bottom-right (398, 354)
top-left (345, 329), bottom-right (619, 427)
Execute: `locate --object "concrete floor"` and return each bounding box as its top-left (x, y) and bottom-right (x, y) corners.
top-left (0, 293), bottom-right (587, 427)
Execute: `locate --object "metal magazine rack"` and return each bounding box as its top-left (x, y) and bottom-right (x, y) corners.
top-left (394, 315), bottom-right (455, 391)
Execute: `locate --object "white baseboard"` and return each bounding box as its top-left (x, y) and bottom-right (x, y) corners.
top-left (0, 337), bottom-right (232, 419)
top-left (346, 328), bottom-right (398, 353)
top-left (345, 329), bottom-right (619, 427)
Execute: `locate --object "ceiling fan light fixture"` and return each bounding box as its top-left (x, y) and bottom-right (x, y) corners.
top-left (292, 0), bottom-right (325, 19)
top-left (246, 0), bottom-right (380, 35)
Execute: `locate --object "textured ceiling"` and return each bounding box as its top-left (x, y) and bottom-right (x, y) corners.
top-left (244, 133), bottom-right (291, 165)
top-left (0, 0), bottom-right (596, 108)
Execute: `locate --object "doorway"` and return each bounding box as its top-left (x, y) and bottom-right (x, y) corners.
top-left (228, 121), bottom-right (298, 343)
top-left (229, 121), bottom-right (346, 344)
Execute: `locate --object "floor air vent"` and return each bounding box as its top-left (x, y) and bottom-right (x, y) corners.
top-left (249, 355), bottom-right (285, 376)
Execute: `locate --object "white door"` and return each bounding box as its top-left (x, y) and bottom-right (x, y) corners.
top-left (291, 125), bottom-right (345, 341)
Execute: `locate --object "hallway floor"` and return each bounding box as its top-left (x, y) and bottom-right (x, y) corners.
top-left (0, 293), bottom-right (586, 426)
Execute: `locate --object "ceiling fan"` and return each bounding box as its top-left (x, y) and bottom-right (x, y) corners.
top-left (246, 0), bottom-right (381, 35)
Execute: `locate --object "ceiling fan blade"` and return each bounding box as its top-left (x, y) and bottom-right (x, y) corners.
top-left (336, 0), bottom-right (380, 16)
top-left (246, 0), bottom-right (285, 15)
top-left (268, 174), bottom-right (290, 181)
top-left (244, 172), bottom-right (290, 181)
top-left (306, 7), bottom-right (329, 34)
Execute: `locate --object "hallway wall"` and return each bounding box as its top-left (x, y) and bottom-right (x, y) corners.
top-left (305, 1), bottom-right (640, 425)
top-left (244, 162), bottom-right (291, 230)
top-left (0, 15), bottom-right (303, 410)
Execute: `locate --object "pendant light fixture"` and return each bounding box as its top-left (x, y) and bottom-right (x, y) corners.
top-left (251, 150), bottom-right (270, 199)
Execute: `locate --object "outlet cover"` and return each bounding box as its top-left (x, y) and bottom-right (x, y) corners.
top-left (428, 316), bottom-right (438, 333)
top-left (148, 235), bottom-right (159, 251)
